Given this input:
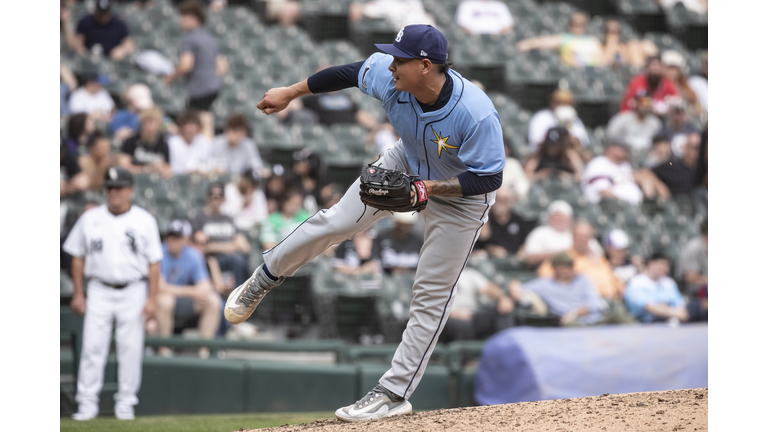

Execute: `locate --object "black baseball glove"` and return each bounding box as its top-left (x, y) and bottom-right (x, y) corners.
top-left (358, 163), bottom-right (428, 212)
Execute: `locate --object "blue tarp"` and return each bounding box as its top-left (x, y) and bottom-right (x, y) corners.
top-left (474, 323), bottom-right (708, 405)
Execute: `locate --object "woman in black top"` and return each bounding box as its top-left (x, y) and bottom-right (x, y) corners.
top-left (523, 126), bottom-right (584, 182)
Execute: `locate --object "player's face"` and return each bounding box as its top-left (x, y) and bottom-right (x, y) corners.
top-left (106, 186), bottom-right (132, 212)
top-left (389, 57), bottom-right (422, 92)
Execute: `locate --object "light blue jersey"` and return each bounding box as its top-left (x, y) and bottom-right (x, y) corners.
top-left (357, 53), bottom-right (506, 181)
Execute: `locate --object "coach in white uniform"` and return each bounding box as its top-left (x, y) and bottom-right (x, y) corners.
top-left (64, 166), bottom-right (163, 421)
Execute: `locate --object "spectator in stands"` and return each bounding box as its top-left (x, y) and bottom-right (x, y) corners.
top-left (192, 183), bottom-right (251, 287)
top-left (68, 73), bottom-right (115, 122)
top-left (455, 0), bottom-right (514, 35)
top-left (656, 0), bottom-right (707, 15)
top-left (67, 0), bottom-right (134, 60)
top-left (221, 168), bottom-right (269, 231)
top-left (78, 132), bottom-right (116, 192)
top-left (439, 268), bottom-right (514, 342)
top-left (60, 62), bottom-right (78, 118)
top-left (190, 229), bottom-right (228, 292)
top-left (624, 252), bottom-right (689, 323)
top-left (60, 139), bottom-right (90, 201)
top-left (165, 0), bottom-right (228, 139)
top-left (582, 142), bottom-right (670, 205)
top-left (599, 19), bottom-right (658, 68)
top-left (652, 134), bottom-right (700, 199)
top-left (320, 183), bottom-right (346, 210)
top-left (264, 171), bottom-right (289, 214)
top-left (661, 50), bottom-right (702, 117)
top-left (676, 218), bottom-right (707, 295)
top-left (64, 113), bottom-right (95, 157)
top-left (289, 149), bottom-right (325, 214)
top-left (154, 220), bottom-right (221, 358)
top-left (619, 56), bottom-right (680, 115)
top-left (500, 139), bottom-right (529, 202)
top-left (537, 221), bottom-right (629, 306)
top-left (348, 0), bottom-right (436, 30)
top-left (168, 110), bottom-right (212, 175)
top-left (528, 89), bottom-right (590, 152)
top-left (110, 84), bottom-right (154, 141)
top-left (519, 200), bottom-right (573, 267)
top-left (117, 107), bottom-right (172, 177)
top-left (603, 228), bottom-right (643, 285)
top-left (372, 212), bottom-right (424, 274)
top-left (606, 90), bottom-right (663, 151)
top-left (333, 230), bottom-right (381, 275)
top-left (509, 252), bottom-right (607, 326)
top-left (688, 51), bottom-right (707, 113)
top-left (260, 189), bottom-right (311, 251)
top-left (660, 102), bottom-right (699, 158)
top-left (523, 126), bottom-right (584, 183)
top-left (262, 0), bottom-right (301, 26)
top-left (517, 12), bottom-right (603, 68)
top-left (643, 134), bottom-right (672, 169)
top-left (474, 187), bottom-right (532, 258)
top-left (211, 113), bottom-right (264, 176)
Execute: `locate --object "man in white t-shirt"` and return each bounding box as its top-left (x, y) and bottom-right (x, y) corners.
top-left (63, 167), bottom-right (163, 421)
top-left (519, 200), bottom-right (573, 266)
top-left (168, 111), bottom-right (212, 175)
top-left (455, 0), bottom-right (514, 35)
top-left (68, 73), bottom-right (115, 122)
top-left (528, 89), bottom-right (590, 152)
top-left (581, 142), bottom-right (644, 205)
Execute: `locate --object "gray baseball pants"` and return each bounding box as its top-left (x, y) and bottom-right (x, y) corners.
top-left (263, 141), bottom-right (494, 399)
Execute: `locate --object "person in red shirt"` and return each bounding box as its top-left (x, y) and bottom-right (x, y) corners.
top-left (619, 56), bottom-right (680, 116)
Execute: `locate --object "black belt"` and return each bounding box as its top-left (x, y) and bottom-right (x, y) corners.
top-left (94, 277), bottom-right (148, 289)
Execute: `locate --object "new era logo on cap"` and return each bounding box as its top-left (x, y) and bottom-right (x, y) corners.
top-left (375, 24), bottom-right (448, 64)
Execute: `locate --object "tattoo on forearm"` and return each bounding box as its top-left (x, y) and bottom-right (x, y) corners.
top-left (428, 177), bottom-right (463, 197)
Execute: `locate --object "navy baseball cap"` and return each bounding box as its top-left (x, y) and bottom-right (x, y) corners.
top-left (104, 166), bottom-right (133, 188)
top-left (375, 24), bottom-right (448, 64)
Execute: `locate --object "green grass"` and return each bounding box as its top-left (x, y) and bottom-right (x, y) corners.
top-left (59, 412), bottom-right (336, 432)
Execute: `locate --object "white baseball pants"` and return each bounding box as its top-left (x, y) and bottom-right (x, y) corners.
top-left (263, 142), bottom-right (494, 399)
top-left (76, 280), bottom-right (146, 412)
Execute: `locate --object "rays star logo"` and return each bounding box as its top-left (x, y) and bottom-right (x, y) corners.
top-left (430, 127), bottom-right (458, 158)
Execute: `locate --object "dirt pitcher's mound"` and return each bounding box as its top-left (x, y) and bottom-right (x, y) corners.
top-left (240, 388), bottom-right (707, 432)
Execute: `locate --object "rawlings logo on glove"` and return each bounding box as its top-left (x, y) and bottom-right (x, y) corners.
top-left (359, 162), bottom-right (428, 212)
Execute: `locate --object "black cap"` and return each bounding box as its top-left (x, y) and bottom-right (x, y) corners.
top-left (543, 126), bottom-right (569, 145)
top-left (167, 219), bottom-right (192, 237)
top-left (104, 166), bottom-right (133, 188)
top-left (96, 0), bottom-right (111, 13)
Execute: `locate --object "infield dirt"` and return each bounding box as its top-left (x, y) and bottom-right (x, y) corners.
top-left (238, 388), bottom-right (707, 432)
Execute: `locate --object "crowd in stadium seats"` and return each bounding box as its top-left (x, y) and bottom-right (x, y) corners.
top-left (60, 0), bottom-right (707, 348)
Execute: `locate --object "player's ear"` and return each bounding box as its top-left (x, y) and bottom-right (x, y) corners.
top-left (421, 59), bottom-right (433, 75)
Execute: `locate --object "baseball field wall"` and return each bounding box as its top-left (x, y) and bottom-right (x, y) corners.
top-left (61, 308), bottom-right (707, 416)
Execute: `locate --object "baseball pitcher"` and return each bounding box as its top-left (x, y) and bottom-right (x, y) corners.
top-left (227, 24), bottom-right (505, 421)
